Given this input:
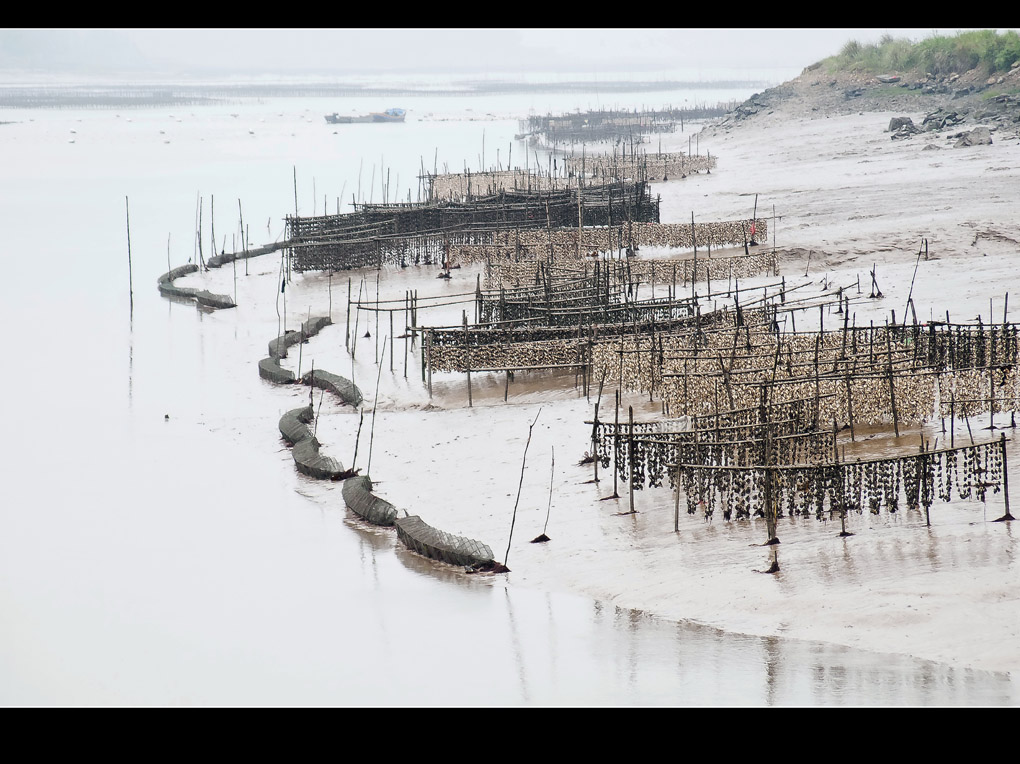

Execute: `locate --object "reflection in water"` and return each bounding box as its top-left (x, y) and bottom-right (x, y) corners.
top-left (626, 607), bottom-right (642, 690)
top-left (544, 592), bottom-right (558, 693)
top-left (128, 319), bottom-right (134, 410)
top-left (764, 635), bottom-right (781, 706)
top-left (504, 586), bottom-right (530, 704)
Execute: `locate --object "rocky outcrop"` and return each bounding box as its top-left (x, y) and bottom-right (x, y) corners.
top-left (888, 116), bottom-right (921, 140)
top-left (953, 126), bottom-right (993, 147)
top-left (923, 109), bottom-right (965, 131)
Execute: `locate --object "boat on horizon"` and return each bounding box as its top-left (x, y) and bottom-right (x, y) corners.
top-left (325, 107), bottom-right (406, 125)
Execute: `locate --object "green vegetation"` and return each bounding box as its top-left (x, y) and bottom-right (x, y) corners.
top-left (826, 30), bottom-right (1020, 77)
top-left (980, 85), bottom-right (1020, 100)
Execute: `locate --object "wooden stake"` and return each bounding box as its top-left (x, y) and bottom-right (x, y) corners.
top-left (351, 409), bottom-right (365, 472)
top-left (352, 279), bottom-right (363, 358)
top-left (275, 255), bottom-right (284, 356)
top-left (125, 196), bottom-right (133, 314)
top-left (505, 408), bottom-right (542, 568)
top-left (532, 446), bottom-right (554, 543)
top-left (197, 195), bottom-right (205, 270)
top-left (314, 386), bottom-right (325, 440)
top-left (366, 337), bottom-right (387, 475)
top-left (628, 406), bottom-right (636, 514)
top-left (886, 323), bottom-right (900, 437)
top-left (613, 389), bottom-right (620, 498)
top-left (297, 307), bottom-right (306, 379)
top-left (995, 432), bottom-right (1014, 521)
top-left (426, 331), bottom-right (433, 398)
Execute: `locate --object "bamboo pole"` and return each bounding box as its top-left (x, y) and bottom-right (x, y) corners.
top-left (366, 338), bottom-right (387, 475)
top-left (275, 254), bottom-right (284, 356)
top-left (674, 460), bottom-right (681, 533)
top-left (297, 307), bottom-right (306, 379)
top-left (346, 278), bottom-right (351, 350)
top-left (613, 389), bottom-right (620, 498)
top-left (504, 408), bottom-right (542, 569)
top-left (352, 279), bottom-right (364, 358)
top-left (351, 410), bottom-right (365, 472)
top-left (886, 322), bottom-right (900, 437)
top-left (197, 195), bottom-right (205, 270)
top-left (532, 446), bottom-right (555, 543)
top-left (995, 433), bottom-right (1014, 521)
top-left (427, 331), bottom-right (433, 398)
top-left (628, 406), bottom-right (636, 514)
top-left (125, 196), bottom-right (133, 314)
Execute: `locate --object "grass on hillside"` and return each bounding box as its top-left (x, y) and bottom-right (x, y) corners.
top-left (825, 30), bottom-right (1020, 77)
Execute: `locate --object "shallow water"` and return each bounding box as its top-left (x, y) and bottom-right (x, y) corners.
top-left (1, 82), bottom-right (1016, 706)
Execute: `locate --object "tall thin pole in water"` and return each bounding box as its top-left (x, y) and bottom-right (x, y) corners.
top-left (367, 337), bottom-right (387, 475)
top-left (197, 195), bottom-right (205, 270)
top-left (193, 192), bottom-right (199, 266)
top-left (291, 166), bottom-right (298, 283)
top-left (504, 408), bottom-right (542, 569)
top-left (210, 194), bottom-right (216, 262)
top-left (275, 254), bottom-right (285, 355)
top-left (351, 409), bottom-right (365, 472)
top-left (125, 196), bottom-right (133, 314)
top-left (238, 199), bottom-right (247, 276)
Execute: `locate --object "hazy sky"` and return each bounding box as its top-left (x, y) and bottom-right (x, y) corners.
top-left (128, 28), bottom-right (977, 74)
top-left (1, 28), bottom-right (1006, 77)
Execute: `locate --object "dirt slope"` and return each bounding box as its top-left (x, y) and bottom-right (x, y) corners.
top-left (706, 62), bottom-right (1020, 141)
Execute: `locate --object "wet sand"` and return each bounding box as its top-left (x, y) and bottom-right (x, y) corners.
top-left (178, 107), bottom-right (1020, 678)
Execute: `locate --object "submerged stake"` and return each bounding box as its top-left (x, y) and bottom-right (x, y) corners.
top-left (532, 446), bottom-right (555, 543)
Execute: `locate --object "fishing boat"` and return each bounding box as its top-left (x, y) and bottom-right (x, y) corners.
top-left (371, 107), bottom-right (406, 123)
top-left (325, 107), bottom-right (406, 125)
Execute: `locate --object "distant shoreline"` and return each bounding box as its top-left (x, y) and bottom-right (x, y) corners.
top-left (0, 78), bottom-right (772, 109)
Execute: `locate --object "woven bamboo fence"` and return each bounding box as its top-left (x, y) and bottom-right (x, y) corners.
top-left (483, 247), bottom-right (777, 290)
top-left (562, 152), bottom-right (716, 179)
